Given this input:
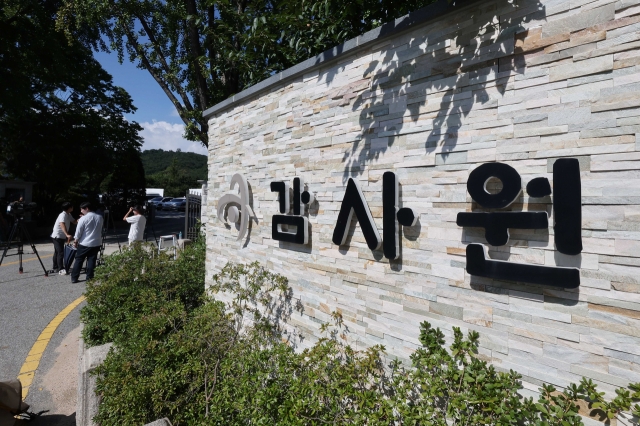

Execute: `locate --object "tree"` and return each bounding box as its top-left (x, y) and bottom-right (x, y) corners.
top-left (140, 149), bottom-right (207, 178)
top-left (146, 158), bottom-right (197, 197)
top-left (0, 0), bottom-right (145, 217)
top-left (101, 146), bottom-right (147, 208)
top-left (58, 0), bottom-right (441, 147)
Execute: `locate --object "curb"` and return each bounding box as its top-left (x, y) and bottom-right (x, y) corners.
top-left (75, 328), bottom-right (111, 426)
top-left (75, 330), bottom-right (173, 426)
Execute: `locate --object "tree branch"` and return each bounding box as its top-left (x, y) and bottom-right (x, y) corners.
top-left (185, 0), bottom-right (210, 110)
top-left (102, 0), bottom-right (207, 145)
top-left (207, 4), bottom-right (216, 81)
top-left (122, 24), bottom-right (205, 144)
top-left (134, 11), bottom-right (196, 112)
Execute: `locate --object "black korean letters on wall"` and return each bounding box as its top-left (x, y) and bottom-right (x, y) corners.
top-left (271, 177), bottom-right (314, 245)
top-left (383, 172), bottom-right (418, 259)
top-left (332, 178), bottom-right (382, 251)
top-left (230, 159), bottom-right (584, 289)
top-left (333, 173), bottom-right (417, 260)
top-left (457, 159), bottom-right (582, 289)
top-left (553, 159), bottom-right (583, 256)
top-left (465, 244), bottom-right (580, 289)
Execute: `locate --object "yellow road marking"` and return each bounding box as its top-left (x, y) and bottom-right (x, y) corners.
top-left (0, 254), bottom-right (53, 267)
top-left (18, 295), bottom-right (86, 398)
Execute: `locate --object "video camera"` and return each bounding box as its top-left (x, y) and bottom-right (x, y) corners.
top-left (6, 202), bottom-right (37, 218)
top-left (141, 201), bottom-right (155, 223)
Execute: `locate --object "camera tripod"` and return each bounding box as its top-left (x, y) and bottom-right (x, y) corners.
top-left (99, 207), bottom-right (121, 265)
top-left (0, 214), bottom-right (9, 243)
top-left (0, 216), bottom-right (49, 276)
top-left (143, 203), bottom-right (158, 244)
top-left (144, 221), bottom-right (158, 244)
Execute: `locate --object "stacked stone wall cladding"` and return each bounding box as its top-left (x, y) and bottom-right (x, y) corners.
top-left (205, 0), bottom-right (640, 399)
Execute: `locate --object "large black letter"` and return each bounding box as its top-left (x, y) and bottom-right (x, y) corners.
top-left (553, 159), bottom-right (582, 255)
top-left (457, 212), bottom-right (548, 246)
top-left (467, 163), bottom-right (521, 208)
top-left (466, 244), bottom-right (579, 288)
top-left (383, 171), bottom-right (400, 260)
top-left (332, 178), bottom-right (382, 251)
top-left (270, 181), bottom-right (290, 214)
top-left (381, 171), bottom-right (417, 259)
top-left (273, 215), bottom-right (309, 244)
top-left (293, 177), bottom-right (304, 215)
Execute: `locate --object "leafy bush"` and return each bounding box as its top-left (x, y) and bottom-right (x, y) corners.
top-left (93, 262), bottom-right (294, 425)
top-left (88, 259), bottom-right (640, 425)
top-left (81, 236), bottom-right (206, 347)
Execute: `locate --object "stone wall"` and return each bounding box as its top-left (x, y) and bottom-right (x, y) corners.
top-left (205, 0), bottom-right (640, 399)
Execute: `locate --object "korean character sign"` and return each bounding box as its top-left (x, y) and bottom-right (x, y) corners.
top-left (332, 172), bottom-right (418, 260)
top-left (456, 158), bottom-right (582, 289)
top-left (270, 177), bottom-right (315, 244)
top-left (270, 172), bottom-right (418, 256)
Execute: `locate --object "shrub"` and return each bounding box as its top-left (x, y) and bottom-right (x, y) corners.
top-left (81, 237), bottom-right (206, 347)
top-left (89, 260), bottom-right (640, 425)
top-left (93, 262), bottom-right (294, 425)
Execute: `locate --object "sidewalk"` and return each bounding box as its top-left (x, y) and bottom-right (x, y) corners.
top-left (19, 326), bottom-right (81, 426)
top-left (5, 239), bottom-right (124, 426)
top-left (5, 212), bottom-right (184, 425)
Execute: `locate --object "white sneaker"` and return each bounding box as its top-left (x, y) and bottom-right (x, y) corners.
top-left (59, 270), bottom-right (69, 275)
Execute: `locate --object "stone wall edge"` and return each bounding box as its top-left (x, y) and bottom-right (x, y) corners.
top-left (202, 0), bottom-right (476, 119)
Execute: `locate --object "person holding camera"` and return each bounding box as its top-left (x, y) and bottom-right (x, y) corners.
top-left (50, 202), bottom-right (77, 274)
top-left (71, 202), bottom-right (103, 283)
top-left (123, 205), bottom-right (146, 245)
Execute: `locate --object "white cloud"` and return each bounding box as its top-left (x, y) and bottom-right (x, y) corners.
top-left (140, 120), bottom-right (208, 156)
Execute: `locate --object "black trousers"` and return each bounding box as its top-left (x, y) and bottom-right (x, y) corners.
top-left (71, 244), bottom-right (100, 281)
top-left (51, 238), bottom-right (66, 271)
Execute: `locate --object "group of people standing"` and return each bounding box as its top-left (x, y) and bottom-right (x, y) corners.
top-left (50, 202), bottom-right (146, 282)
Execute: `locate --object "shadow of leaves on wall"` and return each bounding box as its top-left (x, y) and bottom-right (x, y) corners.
top-left (332, 0), bottom-right (545, 181)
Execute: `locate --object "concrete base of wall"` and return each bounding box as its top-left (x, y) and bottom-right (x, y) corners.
top-left (75, 328), bottom-right (174, 426)
top-left (76, 331), bottom-right (112, 426)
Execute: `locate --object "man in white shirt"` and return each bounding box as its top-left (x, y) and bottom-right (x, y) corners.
top-left (71, 202), bottom-right (104, 283)
top-left (50, 202), bottom-right (77, 274)
top-left (123, 205), bottom-right (147, 245)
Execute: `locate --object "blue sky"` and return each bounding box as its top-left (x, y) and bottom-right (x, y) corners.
top-left (94, 50), bottom-right (208, 156)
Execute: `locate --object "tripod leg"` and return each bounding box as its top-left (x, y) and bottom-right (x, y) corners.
top-left (102, 209), bottom-right (121, 254)
top-left (18, 240), bottom-right (23, 273)
top-left (98, 229), bottom-right (106, 266)
top-left (110, 212), bottom-right (121, 252)
top-left (150, 223), bottom-right (158, 245)
top-left (0, 222), bottom-right (18, 267)
top-left (20, 223), bottom-right (49, 277)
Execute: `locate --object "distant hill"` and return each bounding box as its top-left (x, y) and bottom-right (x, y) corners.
top-left (141, 149), bottom-right (207, 180)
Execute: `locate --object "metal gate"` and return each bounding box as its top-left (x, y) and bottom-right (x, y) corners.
top-left (184, 191), bottom-right (202, 240)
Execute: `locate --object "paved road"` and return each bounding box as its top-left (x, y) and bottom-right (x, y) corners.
top-left (145, 208), bottom-right (187, 242)
top-left (0, 210), bottom-right (185, 425)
